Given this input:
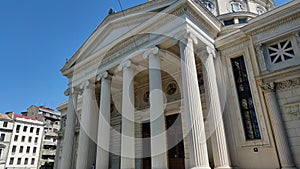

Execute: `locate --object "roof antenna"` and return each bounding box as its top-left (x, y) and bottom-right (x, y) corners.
top-left (108, 8), bottom-right (116, 15)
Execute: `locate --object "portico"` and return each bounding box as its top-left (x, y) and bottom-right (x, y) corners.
top-left (60, 24), bottom-right (231, 169)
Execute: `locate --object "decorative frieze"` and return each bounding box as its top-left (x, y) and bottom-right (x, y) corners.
top-left (221, 40), bottom-right (250, 56)
top-left (250, 12), bottom-right (300, 37)
top-left (284, 102), bottom-right (300, 120)
top-left (276, 77), bottom-right (300, 90)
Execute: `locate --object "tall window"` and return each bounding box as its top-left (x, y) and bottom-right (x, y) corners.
top-left (0, 134), bottom-right (5, 141)
top-left (17, 158), bottom-right (21, 165)
top-left (14, 135), bottom-right (18, 141)
top-left (16, 125), bottom-right (20, 133)
top-left (23, 126), bottom-right (28, 132)
top-left (33, 147), bottom-right (37, 154)
top-left (19, 146), bottom-right (23, 153)
top-left (231, 56), bottom-right (261, 140)
top-left (36, 128), bottom-right (40, 135)
top-left (9, 158), bottom-right (14, 165)
top-left (31, 158), bottom-right (35, 165)
top-left (3, 122), bottom-right (7, 127)
top-left (12, 146), bottom-right (16, 154)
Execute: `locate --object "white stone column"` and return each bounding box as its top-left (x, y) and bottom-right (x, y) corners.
top-left (261, 82), bottom-right (296, 169)
top-left (96, 72), bottom-right (111, 169)
top-left (118, 60), bottom-right (136, 169)
top-left (60, 88), bottom-right (79, 169)
top-left (143, 47), bottom-right (168, 169)
top-left (76, 80), bottom-right (97, 169)
top-left (202, 47), bottom-right (231, 169)
top-left (180, 33), bottom-right (211, 169)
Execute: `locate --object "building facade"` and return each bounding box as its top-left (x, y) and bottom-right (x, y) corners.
top-left (0, 114), bottom-right (14, 169)
top-left (23, 106), bottom-right (61, 169)
top-left (57, 0), bottom-right (300, 169)
top-left (5, 113), bottom-right (44, 169)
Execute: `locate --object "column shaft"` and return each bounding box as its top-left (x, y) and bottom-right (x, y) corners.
top-left (262, 83), bottom-right (296, 169)
top-left (120, 61), bottom-right (136, 169)
top-left (148, 50), bottom-right (168, 169)
top-left (202, 48), bottom-right (231, 169)
top-left (76, 81), bottom-right (97, 169)
top-left (60, 88), bottom-right (78, 169)
top-left (96, 73), bottom-right (111, 169)
top-left (180, 36), bottom-right (210, 169)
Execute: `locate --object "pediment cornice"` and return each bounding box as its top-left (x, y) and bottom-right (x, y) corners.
top-left (242, 1), bottom-right (300, 37)
top-left (61, 0), bottom-right (222, 78)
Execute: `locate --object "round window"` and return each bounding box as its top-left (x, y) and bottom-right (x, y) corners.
top-left (167, 82), bottom-right (177, 95)
top-left (143, 91), bottom-right (149, 103)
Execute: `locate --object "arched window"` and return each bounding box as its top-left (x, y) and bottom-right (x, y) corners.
top-left (203, 0), bottom-right (215, 12)
top-left (256, 6), bottom-right (265, 15)
top-left (230, 1), bottom-right (245, 12)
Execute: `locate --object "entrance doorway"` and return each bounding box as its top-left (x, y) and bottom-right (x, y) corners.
top-left (142, 122), bottom-right (151, 169)
top-left (166, 114), bottom-right (185, 169)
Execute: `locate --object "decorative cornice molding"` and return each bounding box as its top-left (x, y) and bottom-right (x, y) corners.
top-left (260, 82), bottom-right (276, 92)
top-left (220, 40), bottom-right (250, 56)
top-left (249, 12), bottom-right (300, 36)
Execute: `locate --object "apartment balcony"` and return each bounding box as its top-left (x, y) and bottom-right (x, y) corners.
top-left (45, 131), bottom-right (58, 137)
top-left (44, 140), bottom-right (57, 146)
top-left (42, 149), bottom-right (56, 156)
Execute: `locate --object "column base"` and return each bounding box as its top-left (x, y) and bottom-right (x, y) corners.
top-left (191, 167), bottom-right (211, 169)
top-left (214, 167), bottom-right (232, 169)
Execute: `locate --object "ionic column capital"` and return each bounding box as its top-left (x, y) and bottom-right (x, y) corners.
top-left (64, 87), bottom-right (81, 96)
top-left (118, 59), bottom-right (137, 72)
top-left (80, 80), bottom-right (95, 90)
top-left (183, 31), bottom-right (198, 45)
top-left (261, 82), bottom-right (276, 93)
top-left (97, 71), bottom-right (111, 81)
top-left (143, 47), bottom-right (159, 59)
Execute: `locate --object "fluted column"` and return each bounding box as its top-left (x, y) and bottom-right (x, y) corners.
top-left (76, 80), bottom-right (97, 169)
top-left (180, 33), bottom-right (210, 169)
top-left (202, 47), bottom-right (231, 169)
top-left (118, 60), bottom-right (136, 169)
top-left (60, 87), bottom-right (79, 169)
top-left (96, 72), bottom-right (111, 169)
top-left (143, 47), bottom-right (168, 169)
top-left (261, 82), bottom-right (296, 169)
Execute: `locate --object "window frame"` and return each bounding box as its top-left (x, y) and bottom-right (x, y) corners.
top-left (264, 35), bottom-right (300, 71)
top-left (225, 47), bottom-right (270, 147)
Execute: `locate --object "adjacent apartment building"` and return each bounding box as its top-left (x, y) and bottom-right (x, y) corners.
top-left (5, 113), bottom-right (44, 169)
top-left (0, 114), bottom-right (14, 169)
top-left (23, 105), bottom-right (61, 169)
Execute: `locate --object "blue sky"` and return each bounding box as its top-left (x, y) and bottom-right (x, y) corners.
top-left (0, 0), bottom-right (291, 113)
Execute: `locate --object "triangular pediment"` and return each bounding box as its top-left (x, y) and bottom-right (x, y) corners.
top-left (61, 0), bottom-right (221, 76)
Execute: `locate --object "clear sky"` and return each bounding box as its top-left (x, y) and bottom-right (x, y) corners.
top-left (0, 0), bottom-right (292, 114)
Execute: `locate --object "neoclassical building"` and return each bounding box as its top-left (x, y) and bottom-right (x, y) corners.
top-left (55, 0), bottom-right (300, 169)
